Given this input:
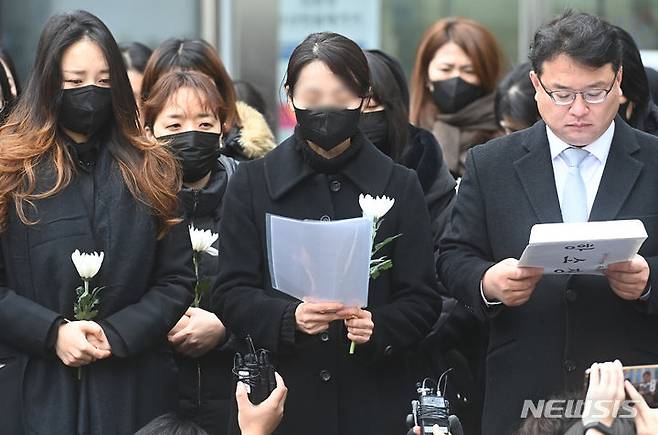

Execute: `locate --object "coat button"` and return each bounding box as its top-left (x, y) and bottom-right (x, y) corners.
top-left (320, 215), bottom-right (331, 222)
top-left (566, 289), bottom-right (578, 302)
top-left (319, 369), bottom-right (331, 382)
top-left (384, 345), bottom-right (393, 356)
top-left (330, 180), bottom-right (341, 192)
top-left (320, 332), bottom-right (330, 342)
top-left (564, 360), bottom-right (577, 373)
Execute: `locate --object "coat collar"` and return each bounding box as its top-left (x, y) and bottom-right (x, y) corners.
top-left (588, 117), bottom-right (643, 221)
top-left (547, 120), bottom-right (614, 164)
top-left (265, 128), bottom-right (395, 200)
top-left (513, 117), bottom-right (643, 223)
top-left (179, 162), bottom-right (228, 219)
top-left (513, 121), bottom-right (564, 223)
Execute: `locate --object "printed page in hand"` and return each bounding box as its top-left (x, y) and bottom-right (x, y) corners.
top-left (518, 220), bottom-right (647, 275)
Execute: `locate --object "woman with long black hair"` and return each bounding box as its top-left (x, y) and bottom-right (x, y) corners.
top-left (214, 32), bottom-right (441, 435)
top-left (360, 49), bottom-right (456, 254)
top-left (0, 10), bottom-right (194, 434)
top-left (360, 50), bottom-right (489, 435)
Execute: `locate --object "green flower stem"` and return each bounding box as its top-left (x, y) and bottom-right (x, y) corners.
top-left (351, 217), bottom-right (401, 355)
top-left (192, 253), bottom-right (201, 308)
top-left (78, 279), bottom-right (90, 380)
top-left (351, 219), bottom-right (380, 355)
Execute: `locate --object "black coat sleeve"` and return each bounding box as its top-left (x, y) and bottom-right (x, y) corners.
top-left (100, 221), bottom-right (195, 357)
top-left (422, 136), bottom-right (457, 260)
top-left (360, 170), bottom-right (442, 363)
top-left (438, 148), bottom-right (498, 322)
top-left (403, 127), bottom-right (456, 261)
top-left (0, 239), bottom-right (62, 357)
top-left (636, 256), bottom-right (658, 314)
top-left (213, 164), bottom-right (295, 353)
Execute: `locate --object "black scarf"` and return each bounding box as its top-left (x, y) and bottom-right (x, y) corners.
top-left (295, 127), bottom-right (363, 174)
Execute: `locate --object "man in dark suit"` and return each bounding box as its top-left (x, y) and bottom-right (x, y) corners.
top-left (438, 12), bottom-right (658, 435)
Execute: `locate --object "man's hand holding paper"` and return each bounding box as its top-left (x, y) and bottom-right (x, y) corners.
top-left (605, 254), bottom-right (650, 300)
top-left (482, 258), bottom-right (544, 307)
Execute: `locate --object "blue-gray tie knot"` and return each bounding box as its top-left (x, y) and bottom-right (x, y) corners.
top-left (562, 147), bottom-right (589, 168)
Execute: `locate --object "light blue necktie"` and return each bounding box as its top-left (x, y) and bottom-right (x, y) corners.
top-left (561, 147), bottom-right (590, 223)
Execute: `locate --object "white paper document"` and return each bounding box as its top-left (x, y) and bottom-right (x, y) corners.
top-left (518, 220), bottom-right (648, 275)
top-left (266, 214), bottom-right (373, 306)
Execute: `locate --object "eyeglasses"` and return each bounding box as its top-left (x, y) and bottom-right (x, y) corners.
top-left (537, 75), bottom-right (617, 106)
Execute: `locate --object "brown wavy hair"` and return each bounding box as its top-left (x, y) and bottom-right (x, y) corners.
top-left (410, 17), bottom-right (504, 125)
top-left (0, 10), bottom-right (181, 237)
top-left (141, 39), bottom-right (239, 134)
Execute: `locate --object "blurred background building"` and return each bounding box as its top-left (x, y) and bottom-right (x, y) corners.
top-left (1, 0), bottom-right (657, 138)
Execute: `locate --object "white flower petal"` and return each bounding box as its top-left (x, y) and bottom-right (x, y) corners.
top-left (71, 250), bottom-right (83, 277)
top-left (358, 193), bottom-right (395, 219)
top-left (71, 249), bottom-right (104, 279)
top-left (189, 225), bottom-right (219, 255)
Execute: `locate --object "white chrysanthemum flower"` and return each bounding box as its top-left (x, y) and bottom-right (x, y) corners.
top-left (358, 193), bottom-right (395, 219)
top-left (71, 249), bottom-right (104, 280)
top-left (189, 225), bottom-right (219, 256)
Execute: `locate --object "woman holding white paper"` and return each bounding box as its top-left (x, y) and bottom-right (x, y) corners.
top-left (214, 32), bottom-right (442, 435)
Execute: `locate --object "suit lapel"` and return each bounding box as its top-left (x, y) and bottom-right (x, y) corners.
top-left (589, 120), bottom-right (643, 222)
top-left (513, 122), bottom-right (564, 223)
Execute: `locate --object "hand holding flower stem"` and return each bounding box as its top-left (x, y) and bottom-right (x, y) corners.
top-left (70, 249), bottom-right (106, 379)
top-left (350, 194), bottom-right (401, 354)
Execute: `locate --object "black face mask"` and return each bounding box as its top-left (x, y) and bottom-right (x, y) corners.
top-left (359, 110), bottom-right (388, 149)
top-left (59, 85), bottom-right (113, 136)
top-left (430, 77), bottom-right (484, 114)
top-left (158, 131), bottom-right (221, 183)
top-left (294, 105), bottom-right (362, 151)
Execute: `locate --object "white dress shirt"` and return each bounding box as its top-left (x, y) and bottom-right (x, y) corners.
top-left (548, 120), bottom-right (614, 217)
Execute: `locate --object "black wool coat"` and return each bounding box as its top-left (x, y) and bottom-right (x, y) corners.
top-left (213, 130), bottom-right (442, 435)
top-left (0, 133), bottom-right (194, 435)
top-left (400, 124), bottom-right (456, 256)
top-left (402, 125), bottom-right (484, 435)
top-left (438, 118), bottom-right (658, 435)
